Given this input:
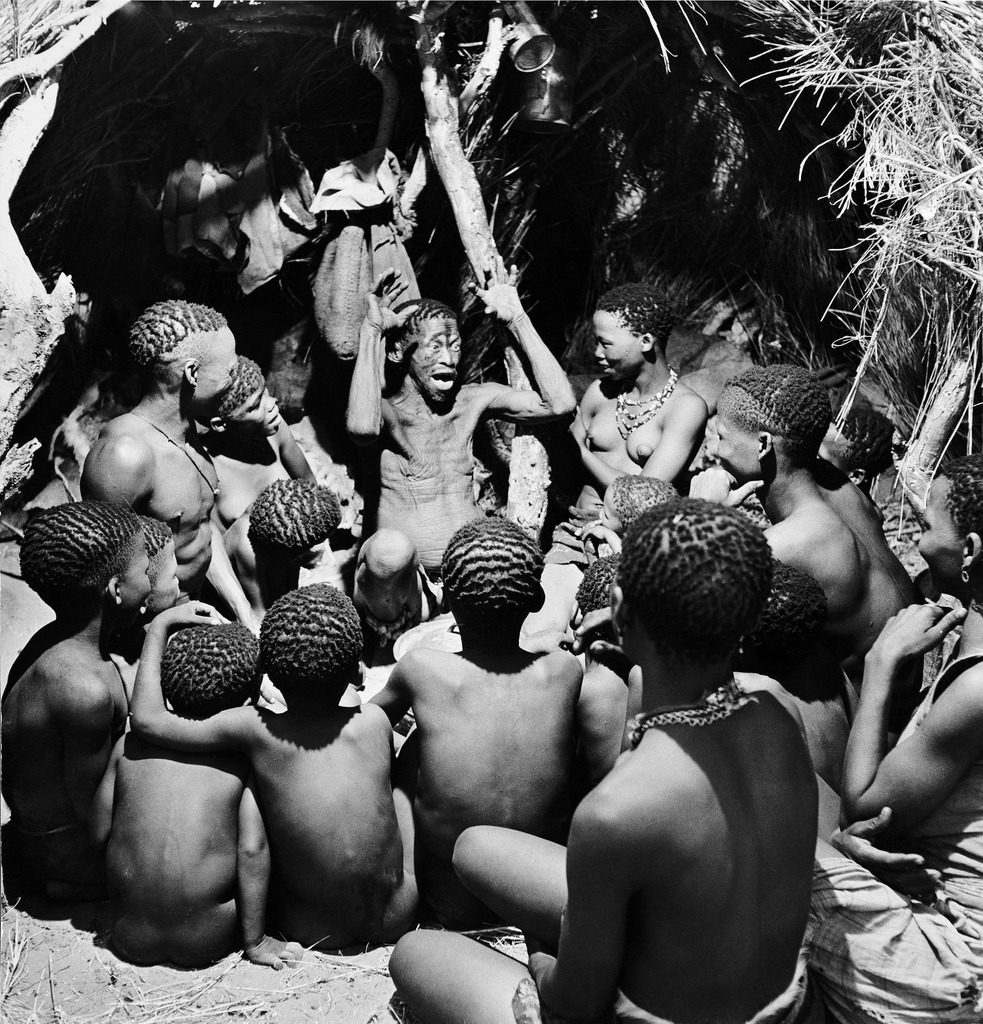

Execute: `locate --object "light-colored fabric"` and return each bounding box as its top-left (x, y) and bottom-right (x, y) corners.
top-left (612, 953), bottom-right (809, 1024)
top-left (808, 856), bottom-right (983, 1024)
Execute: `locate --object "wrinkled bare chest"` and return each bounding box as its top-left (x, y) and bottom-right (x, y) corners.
top-left (385, 415), bottom-right (476, 481)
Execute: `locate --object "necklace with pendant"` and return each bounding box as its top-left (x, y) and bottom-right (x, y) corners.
top-left (131, 413), bottom-right (220, 498)
top-left (628, 677), bottom-right (753, 748)
top-left (615, 367), bottom-right (678, 440)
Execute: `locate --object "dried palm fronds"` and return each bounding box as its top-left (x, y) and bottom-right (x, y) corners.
top-left (742, 0), bottom-right (983, 454)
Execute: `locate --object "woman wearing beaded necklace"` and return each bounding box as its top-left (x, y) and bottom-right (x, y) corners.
top-left (390, 499), bottom-right (818, 1024)
top-left (526, 284), bottom-right (708, 640)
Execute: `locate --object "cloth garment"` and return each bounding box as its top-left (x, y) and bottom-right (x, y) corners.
top-left (512, 954), bottom-right (813, 1024)
top-left (807, 653), bottom-right (983, 1024)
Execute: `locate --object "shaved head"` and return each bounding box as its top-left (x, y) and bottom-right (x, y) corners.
top-left (358, 529), bottom-right (418, 580)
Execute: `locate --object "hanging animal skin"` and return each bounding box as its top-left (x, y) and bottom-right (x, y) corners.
top-left (312, 148), bottom-right (420, 360)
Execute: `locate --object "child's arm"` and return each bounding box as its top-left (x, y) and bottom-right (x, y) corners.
top-left (274, 421), bottom-right (314, 482)
top-left (391, 732), bottom-right (418, 894)
top-left (370, 658), bottom-right (416, 724)
top-left (129, 603), bottom-right (255, 753)
top-left (206, 522), bottom-right (261, 634)
top-left (237, 778), bottom-right (305, 970)
top-left (88, 736), bottom-right (125, 846)
top-left (575, 665), bottom-right (625, 791)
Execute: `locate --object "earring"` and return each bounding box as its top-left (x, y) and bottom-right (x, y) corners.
top-left (963, 568), bottom-right (971, 584)
top-left (115, 593), bottom-right (122, 606)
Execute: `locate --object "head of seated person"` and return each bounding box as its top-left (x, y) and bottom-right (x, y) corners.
top-left (602, 475), bottom-right (678, 535)
top-left (129, 300), bottom-right (237, 420)
top-left (593, 285), bottom-right (677, 380)
top-left (21, 500), bottom-right (151, 624)
top-left (442, 517), bottom-right (544, 640)
top-left (920, 453), bottom-right (983, 598)
top-left (615, 497), bottom-right (772, 669)
top-left (247, 480), bottom-right (342, 569)
top-left (735, 560), bottom-right (830, 683)
top-left (207, 356), bottom-right (283, 440)
top-left (388, 299), bottom-right (462, 406)
top-left (161, 623), bottom-right (261, 718)
top-left (355, 529), bottom-right (422, 637)
top-left (138, 516), bottom-right (181, 619)
top-left (576, 554), bottom-right (620, 645)
top-left (820, 406), bottom-right (895, 494)
top-left (712, 365), bottom-right (831, 483)
top-left (259, 584), bottom-right (363, 707)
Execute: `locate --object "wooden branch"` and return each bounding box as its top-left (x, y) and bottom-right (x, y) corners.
top-left (413, 10), bottom-right (550, 537)
top-left (459, 6), bottom-right (508, 120)
top-left (898, 357), bottom-right (973, 514)
top-left (0, 78), bottom-right (77, 462)
top-left (0, 439), bottom-right (41, 504)
top-left (0, 0), bottom-right (130, 95)
top-left (370, 63), bottom-right (399, 152)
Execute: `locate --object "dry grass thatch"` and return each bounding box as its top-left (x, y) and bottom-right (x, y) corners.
top-left (741, 0), bottom-right (983, 452)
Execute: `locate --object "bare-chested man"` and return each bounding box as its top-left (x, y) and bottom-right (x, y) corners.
top-left (526, 283), bottom-right (707, 637)
top-left (693, 364), bottom-right (918, 686)
top-left (347, 262), bottom-right (576, 575)
top-left (81, 300), bottom-right (254, 627)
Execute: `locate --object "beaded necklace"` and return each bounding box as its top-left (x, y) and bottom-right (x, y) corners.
top-left (628, 677), bottom-right (753, 748)
top-left (131, 413), bottom-right (220, 498)
top-left (615, 367), bottom-right (678, 440)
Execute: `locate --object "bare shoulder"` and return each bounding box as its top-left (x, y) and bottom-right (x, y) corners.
top-left (766, 506), bottom-right (857, 570)
top-left (82, 417), bottom-right (155, 496)
top-left (38, 651), bottom-right (118, 717)
top-left (735, 675), bottom-right (807, 737)
top-left (354, 701), bottom-right (395, 732)
top-left (536, 648), bottom-right (583, 685)
top-left (579, 379), bottom-right (606, 412)
top-left (667, 384), bottom-right (708, 422)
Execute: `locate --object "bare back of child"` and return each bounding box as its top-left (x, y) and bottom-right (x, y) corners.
top-left (93, 624), bottom-right (301, 968)
top-left (2, 503), bottom-right (150, 900)
top-left (129, 587), bottom-right (416, 949)
top-left (374, 519), bottom-right (585, 929)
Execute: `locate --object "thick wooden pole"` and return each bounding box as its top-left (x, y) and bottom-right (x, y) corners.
top-left (414, 10), bottom-right (552, 536)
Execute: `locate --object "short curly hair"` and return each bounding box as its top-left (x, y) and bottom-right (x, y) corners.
top-left (744, 560), bottom-right (828, 664)
top-left (442, 517), bottom-right (544, 625)
top-left (161, 624), bottom-right (260, 719)
top-left (618, 497), bottom-right (772, 664)
top-left (260, 584), bottom-right (362, 699)
top-left (606, 475), bottom-right (678, 531)
top-left (596, 284), bottom-right (676, 347)
top-left (138, 516), bottom-right (173, 585)
top-left (391, 298), bottom-right (459, 357)
top-left (941, 454), bottom-right (983, 539)
top-left (576, 554), bottom-right (620, 646)
top-left (718, 365), bottom-right (831, 466)
top-left (21, 501), bottom-right (143, 610)
top-left (247, 480), bottom-right (342, 553)
top-left (129, 300), bottom-right (228, 369)
top-left (836, 407), bottom-right (895, 476)
top-left (216, 355), bottom-right (266, 420)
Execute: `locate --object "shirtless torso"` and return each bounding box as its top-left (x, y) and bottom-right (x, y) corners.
top-left (2, 630), bottom-right (129, 891)
top-left (83, 413), bottom-right (218, 596)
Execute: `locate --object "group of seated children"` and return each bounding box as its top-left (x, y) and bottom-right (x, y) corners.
top-left (4, 282), bottom-right (983, 1024)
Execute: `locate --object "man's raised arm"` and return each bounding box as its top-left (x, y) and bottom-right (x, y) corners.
top-left (476, 260), bottom-right (576, 425)
top-left (347, 269), bottom-right (409, 445)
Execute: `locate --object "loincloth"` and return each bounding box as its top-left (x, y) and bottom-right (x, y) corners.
top-left (9, 819), bottom-right (104, 887)
top-left (511, 953), bottom-right (814, 1024)
top-left (808, 855), bottom-right (983, 1024)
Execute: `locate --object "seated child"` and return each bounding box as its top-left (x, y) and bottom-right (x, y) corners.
top-left (204, 356), bottom-right (314, 530)
top-left (372, 517), bottom-right (593, 930)
top-left (571, 554), bottom-right (630, 789)
top-left (92, 620), bottom-right (304, 969)
top-left (226, 479), bottom-right (341, 622)
top-left (2, 501), bottom-right (150, 899)
top-left (389, 499), bottom-right (818, 1024)
top-left (129, 584), bottom-right (417, 948)
top-left (736, 560), bottom-right (854, 792)
top-left (819, 405), bottom-right (894, 497)
top-left (581, 473), bottom-right (678, 556)
top-left (353, 528), bottom-right (444, 667)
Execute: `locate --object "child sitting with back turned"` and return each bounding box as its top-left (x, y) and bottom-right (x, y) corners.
top-left (373, 517), bottom-right (595, 929)
top-left (226, 479), bottom-right (341, 622)
top-left (736, 560), bottom-right (854, 792)
top-left (581, 473), bottom-right (678, 557)
top-left (130, 584), bottom-right (417, 948)
top-left (92, 618), bottom-right (303, 969)
top-left (2, 501), bottom-right (150, 900)
top-left (204, 355), bottom-right (313, 530)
